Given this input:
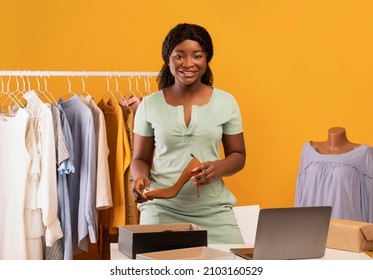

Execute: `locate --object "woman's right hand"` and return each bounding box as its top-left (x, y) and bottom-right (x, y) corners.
top-left (131, 176), bottom-right (151, 203)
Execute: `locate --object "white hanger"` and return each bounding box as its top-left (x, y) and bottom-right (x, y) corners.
top-left (26, 74), bottom-right (31, 92)
top-left (20, 76), bottom-right (27, 94)
top-left (80, 74), bottom-right (90, 96)
top-left (135, 76), bottom-right (144, 98)
top-left (36, 75), bottom-right (53, 104)
top-left (0, 76), bottom-right (4, 95)
top-left (0, 76), bottom-right (23, 114)
top-left (143, 74), bottom-right (151, 95)
top-left (0, 76), bottom-right (13, 105)
top-left (43, 75), bottom-right (57, 104)
top-left (102, 74), bottom-right (119, 103)
top-left (60, 75), bottom-right (76, 100)
top-left (13, 76), bottom-right (23, 101)
top-left (127, 75), bottom-right (136, 98)
top-left (114, 75), bottom-right (128, 106)
top-left (0, 76), bottom-right (5, 113)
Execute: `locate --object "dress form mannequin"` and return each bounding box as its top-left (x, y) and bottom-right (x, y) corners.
top-left (296, 127), bottom-right (373, 222)
top-left (310, 127), bottom-right (360, 154)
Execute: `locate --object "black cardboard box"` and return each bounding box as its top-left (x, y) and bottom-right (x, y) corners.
top-left (118, 223), bottom-right (208, 259)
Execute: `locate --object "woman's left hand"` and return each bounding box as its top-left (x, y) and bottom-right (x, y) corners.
top-left (190, 161), bottom-right (217, 186)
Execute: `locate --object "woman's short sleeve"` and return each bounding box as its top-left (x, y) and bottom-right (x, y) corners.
top-left (133, 100), bottom-right (154, 137)
top-left (222, 96), bottom-right (243, 135)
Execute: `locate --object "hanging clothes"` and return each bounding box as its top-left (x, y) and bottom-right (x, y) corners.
top-left (24, 91), bottom-right (63, 251)
top-left (44, 105), bottom-right (72, 260)
top-left (0, 108), bottom-right (31, 259)
top-left (97, 98), bottom-right (131, 234)
top-left (0, 71), bottom-right (156, 260)
top-left (51, 105), bottom-right (71, 167)
top-left (295, 142), bottom-right (373, 222)
top-left (58, 95), bottom-right (97, 254)
top-left (24, 116), bottom-right (44, 260)
top-left (54, 103), bottom-right (75, 260)
top-left (0, 90), bottom-right (63, 260)
top-left (119, 98), bottom-right (139, 225)
top-left (78, 94), bottom-right (112, 210)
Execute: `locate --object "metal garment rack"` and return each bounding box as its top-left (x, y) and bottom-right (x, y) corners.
top-left (0, 70), bottom-right (159, 77)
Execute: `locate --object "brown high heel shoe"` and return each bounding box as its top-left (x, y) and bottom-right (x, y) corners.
top-left (145, 154), bottom-right (201, 199)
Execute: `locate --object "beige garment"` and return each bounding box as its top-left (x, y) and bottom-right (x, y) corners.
top-left (24, 121), bottom-right (44, 259)
top-left (79, 94), bottom-right (112, 210)
top-left (24, 92), bottom-right (62, 247)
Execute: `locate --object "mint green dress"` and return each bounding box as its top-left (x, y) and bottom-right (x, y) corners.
top-left (133, 88), bottom-right (244, 244)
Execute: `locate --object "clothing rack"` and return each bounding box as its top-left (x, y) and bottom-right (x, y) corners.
top-left (0, 70), bottom-right (159, 77)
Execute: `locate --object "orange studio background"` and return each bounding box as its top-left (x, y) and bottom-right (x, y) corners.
top-left (1, 0), bottom-right (373, 208)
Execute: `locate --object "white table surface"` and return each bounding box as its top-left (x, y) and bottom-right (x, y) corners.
top-left (110, 243), bottom-right (372, 260)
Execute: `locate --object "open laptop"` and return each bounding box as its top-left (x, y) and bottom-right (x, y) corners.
top-left (230, 206), bottom-right (332, 260)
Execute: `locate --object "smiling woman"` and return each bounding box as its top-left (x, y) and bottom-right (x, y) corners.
top-left (129, 23), bottom-right (247, 244)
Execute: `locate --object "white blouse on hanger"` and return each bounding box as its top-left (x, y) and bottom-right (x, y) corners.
top-left (0, 108), bottom-right (31, 259)
top-left (24, 91), bottom-right (63, 247)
